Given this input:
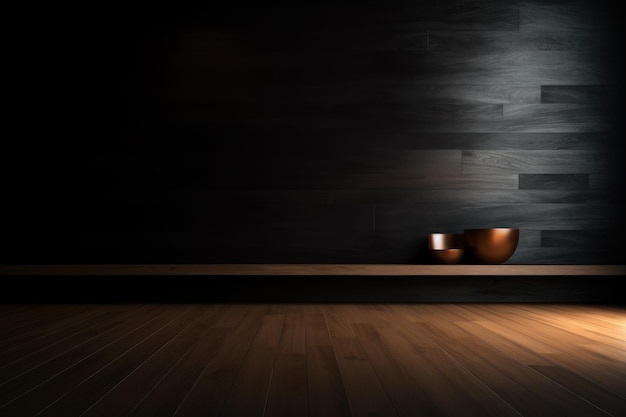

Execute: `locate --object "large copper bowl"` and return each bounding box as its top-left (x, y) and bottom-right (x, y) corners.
top-left (464, 228), bottom-right (519, 264)
top-left (428, 233), bottom-right (465, 264)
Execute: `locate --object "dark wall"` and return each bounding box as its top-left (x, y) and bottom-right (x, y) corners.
top-left (3, 0), bottom-right (625, 264)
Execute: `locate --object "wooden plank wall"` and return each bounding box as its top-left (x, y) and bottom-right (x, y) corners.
top-left (3, 0), bottom-right (624, 264)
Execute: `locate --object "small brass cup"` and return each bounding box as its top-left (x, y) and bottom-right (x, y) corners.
top-left (428, 233), bottom-right (465, 264)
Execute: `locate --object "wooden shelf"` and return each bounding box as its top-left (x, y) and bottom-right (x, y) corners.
top-left (1, 264), bottom-right (625, 276)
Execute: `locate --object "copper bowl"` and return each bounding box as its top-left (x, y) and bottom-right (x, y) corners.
top-left (428, 233), bottom-right (465, 264)
top-left (464, 228), bottom-right (519, 264)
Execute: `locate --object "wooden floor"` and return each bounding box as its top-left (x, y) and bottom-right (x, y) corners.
top-left (1, 304), bottom-right (624, 417)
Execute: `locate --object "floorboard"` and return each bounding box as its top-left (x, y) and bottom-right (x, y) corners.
top-left (0, 303), bottom-right (624, 417)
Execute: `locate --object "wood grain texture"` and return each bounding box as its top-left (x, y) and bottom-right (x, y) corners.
top-left (541, 229), bottom-right (614, 248)
top-left (350, 320), bottom-right (448, 417)
top-left (75, 149), bottom-right (464, 190)
top-left (80, 306), bottom-right (230, 417)
top-left (366, 3), bottom-right (520, 31)
top-left (375, 202), bottom-right (612, 230)
top-left (0, 305), bottom-right (159, 385)
top-left (38, 306), bottom-right (226, 417)
top-left (3, 219), bottom-right (621, 265)
top-left (502, 104), bottom-right (610, 132)
top-left (1, 303), bottom-right (618, 416)
top-left (4, 0), bottom-right (624, 266)
top-left (78, 188), bottom-right (594, 206)
top-left (250, 103), bottom-right (505, 131)
top-left (263, 305), bottom-right (308, 417)
top-left (371, 311), bottom-right (524, 416)
top-left (541, 85), bottom-right (615, 104)
top-left (455, 305), bottom-right (626, 398)
top-left (304, 305), bottom-right (352, 417)
top-left (529, 365), bottom-right (626, 417)
top-left (589, 173), bottom-right (624, 191)
top-left (0, 305), bottom-right (193, 416)
top-left (519, 2), bottom-right (615, 32)
top-left (519, 174), bottom-right (589, 190)
top-left (371, 51), bottom-right (611, 85)
top-left (409, 307), bottom-right (579, 417)
top-left (421, 304), bottom-right (622, 417)
top-left (508, 247), bottom-right (622, 265)
top-left (429, 30), bottom-right (604, 52)
top-left (463, 150), bottom-right (607, 173)
top-left (169, 304), bottom-right (270, 417)
top-left (209, 313), bottom-right (284, 417)
top-left (0, 309), bottom-right (128, 384)
top-left (65, 129), bottom-right (614, 153)
top-left (0, 305), bottom-right (99, 350)
top-left (357, 84), bottom-right (541, 104)
top-left (323, 305), bottom-right (399, 417)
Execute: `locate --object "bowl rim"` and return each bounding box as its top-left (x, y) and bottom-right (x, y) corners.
top-left (428, 233), bottom-right (465, 250)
